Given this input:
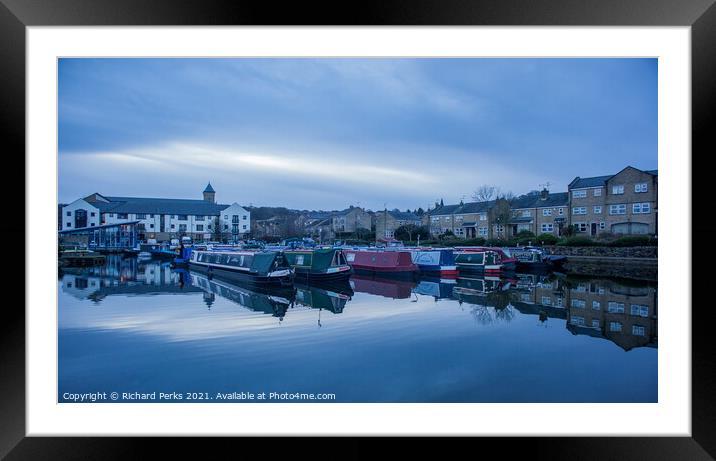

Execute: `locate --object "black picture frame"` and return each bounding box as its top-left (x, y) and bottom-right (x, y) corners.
top-left (4, 0), bottom-right (712, 458)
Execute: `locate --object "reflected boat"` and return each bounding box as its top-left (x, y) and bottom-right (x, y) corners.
top-left (349, 273), bottom-right (416, 299)
top-left (413, 276), bottom-right (457, 300)
top-left (293, 281), bottom-right (353, 314)
top-left (189, 271), bottom-right (294, 318)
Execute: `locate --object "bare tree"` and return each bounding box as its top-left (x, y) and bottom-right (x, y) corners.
top-left (472, 185), bottom-right (499, 203)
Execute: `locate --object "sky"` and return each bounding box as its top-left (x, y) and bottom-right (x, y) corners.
top-left (58, 58), bottom-right (657, 210)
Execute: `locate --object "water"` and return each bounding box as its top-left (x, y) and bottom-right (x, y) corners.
top-left (58, 255), bottom-right (657, 403)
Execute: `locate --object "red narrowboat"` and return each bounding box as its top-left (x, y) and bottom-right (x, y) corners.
top-left (343, 249), bottom-right (418, 277)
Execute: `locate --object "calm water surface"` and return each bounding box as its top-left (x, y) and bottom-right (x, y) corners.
top-left (58, 255), bottom-right (657, 402)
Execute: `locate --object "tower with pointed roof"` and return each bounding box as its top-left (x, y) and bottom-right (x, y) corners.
top-left (203, 182), bottom-right (215, 203)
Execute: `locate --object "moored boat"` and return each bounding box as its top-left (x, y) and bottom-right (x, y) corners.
top-left (409, 248), bottom-right (458, 277)
top-left (453, 247), bottom-right (517, 273)
top-left (343, 249), bottom-right (418, 277)
top-left (189, 249), bottom-right (294, 286)
top-left (502, 246), bottom-right (567, 272)
top-left (284, 248), bottom-right (352, 281)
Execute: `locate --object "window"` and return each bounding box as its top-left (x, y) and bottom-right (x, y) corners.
top-left (593, 188), bottom-right (602, 196)
top-left (149, 224), bottom-right (154, 229)
top-left (570, 316), bottom-right (585, 326)
top-left (572, 207), bottom-right (587, 215)
top-left (572, 190), bottom-right (587, 198)
top-left (232, 215), bottom-right (239, 224)
top-left (558, 208), bottom-right (564, 215)
top-left (478, 227), bottom-right (488, 236)
top-left (543, 209), bottom-right (552, 216)
top-left (571, 299), bottom-right (586, 308)
top-left (224, 224), bottom-right (228, 230)
top-left (242, 215), bottom-right (247, 220)
top-left (455, 228), bottom-right (464, 236)
top-left (431, 217), bottom-right (440, 222)
top-left (593, 206), bottom-right (602, 214)
top-left (574, 223), bottom-right (587, 232)
top-left (196, 224), bottom-right (204, 232)
top-left (90, 212), bottom-right (96, 217)
top-left (521, 210), bottom-right (531, 217)
top-left (178, 215), bottom-right (188, 221)
top-left (224, 215), bottom-right (228, 220)
top-left (630, 304), bottom-right (649, 317)
top-left (609, 204), bottom-right (626, 215)
top-left (66, 211), bottom-right (71, 216)
top-left (170, 224), bottom-right (175, 229)
top-left (242, 225), bottom-right (247, 230)
top-left (541, 296), bottom-right (552, 305)
top-left (612, 185), bottom-right (625, 194)
top-left (136, 213), bottom-right (146, 219)
top-left (117, 213), bottom-right (128, 219)
top-left (149, 214), bottom-right (154, 218)
top-left (109, 213), bottom-right (114, 217)
top-left (633, 203), bottom-right (651, 214)
top-left (66, 222), bottom-right (71, 227)
top-left (632, 325), bottom-right (646, 336)
top-left (91, 223), bottom-right (95, 227)
top-left (479, 213), bottom-right (487, 221)
top-left (599, 222), bottom-right (606, 230)
top-left (195, 215), bottom-right (204, 221)
top-left (592, 301), bottom-right (601, 310)
top-left (609, 322), bottom-right (623, 332)
top-left (541, 223), bottom-right (554, 232)
top-left (608, 302), bottom-right (625, 313)
top-left (635, 183), bottom-right (648, 193)
top-left (591, 319), bottom-right (600, 328)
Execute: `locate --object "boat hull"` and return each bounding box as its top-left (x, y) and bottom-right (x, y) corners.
top-left (189, 262), bottom-right (293, 286)
top-left (293, 265), bottom-right (353, 282)
top-left (344, 250), bottom-right (418, 278)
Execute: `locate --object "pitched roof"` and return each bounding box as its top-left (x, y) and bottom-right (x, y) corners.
top-left (203, 182), bottom-right (215, 193)
top-left (386, 210), bottom-right (421, 221)
top-left (86, 196), bottom-right (231, 215)
top-left (429, 192), bottom-right (567, 216)
top-left (569, 175), bottom-right (613, 189)
top-left (569, 167), bottom-right (658, 189)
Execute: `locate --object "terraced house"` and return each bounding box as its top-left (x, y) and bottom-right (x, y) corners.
top-left (568, 166), bottom-right (657, 236)
top-left (426, 189), bottom-right (568, 239)
top-left (376, 209), bottom-right (422, 239)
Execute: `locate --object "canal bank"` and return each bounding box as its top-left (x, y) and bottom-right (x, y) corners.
top-left (544, 246), bottom-right (658, 281)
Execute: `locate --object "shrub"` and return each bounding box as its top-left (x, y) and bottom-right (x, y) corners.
top-left (607, 235), bottom-right (657, 247)
top-left (514, 230), bottom-right (535, 238)
top-left (485, 238), bottom-right (515, 247)
top-left (535, 233), bottom-right (559, 245)
top-left (461, 237), bottom-right (486, 246)
top-left (556, 236), bottom-right (603, 247)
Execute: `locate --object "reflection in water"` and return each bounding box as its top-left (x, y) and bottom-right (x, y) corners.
top-left (59, 255), bottom-right (657, 402)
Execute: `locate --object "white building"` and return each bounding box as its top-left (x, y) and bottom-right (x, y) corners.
top-left (60, 183), bottom-right (251, 242)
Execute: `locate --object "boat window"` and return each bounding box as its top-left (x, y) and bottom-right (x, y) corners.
top-left (338, 252), bottom-right (346, 265)
top-left (228, 255), bottom-right (241, 266)
top-left (296, 254), bottom-right (304, 265)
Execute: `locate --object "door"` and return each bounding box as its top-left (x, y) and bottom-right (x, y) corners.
top-left (591, 223), bottom-right (597, 236)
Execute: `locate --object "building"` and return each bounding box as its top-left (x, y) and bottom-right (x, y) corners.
top-left (568, 166), bottom-right (657, 236)
top-left (375, 209), bottom-right (422, 240)
top-left (426, 190), bottom-right (568, 239)
top-left (60, 183), bottom-right (250, 242)
top-left (332, 206), bottom-right (372, 235)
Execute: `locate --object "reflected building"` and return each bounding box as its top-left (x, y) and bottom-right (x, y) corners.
top-left (59, 256), bottom-right (202, 303)
top-left (563, 278), bottom-right (657, 350)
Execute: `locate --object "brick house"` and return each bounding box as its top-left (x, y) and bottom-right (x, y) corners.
top-left (375, 209), bottom-right (422, 240)
top-left (568, 166), bottom-right (657, 236)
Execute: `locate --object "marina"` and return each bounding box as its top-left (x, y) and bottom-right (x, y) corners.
top-left (59, 255), bottom-right (657, 403)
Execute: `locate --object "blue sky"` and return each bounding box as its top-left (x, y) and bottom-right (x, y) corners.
top-left (58, 58), bottom-right (657, 210)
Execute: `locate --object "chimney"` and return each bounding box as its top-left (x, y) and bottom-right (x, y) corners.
top-left (540, 187), bottom-right (549, 200)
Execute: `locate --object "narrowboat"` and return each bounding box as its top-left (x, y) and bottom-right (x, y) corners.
top-left (502, 246), bottom-right (567, 272)
top-left (284, 248), bottom-right (352, 281)
top-left (140, 243), bottom-right (177, 260)
top-left (342, 249), bottom-right (418, 277)
top-left (453, 247), bottom-right (517, 273)
top-left (189, 249), bottom-right (293, 286)
top-left (409, 248), bottom-right (458, 277)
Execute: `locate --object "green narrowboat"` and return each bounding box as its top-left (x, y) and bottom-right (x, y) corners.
top-left (284, 248), bottom-right (352, 281)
